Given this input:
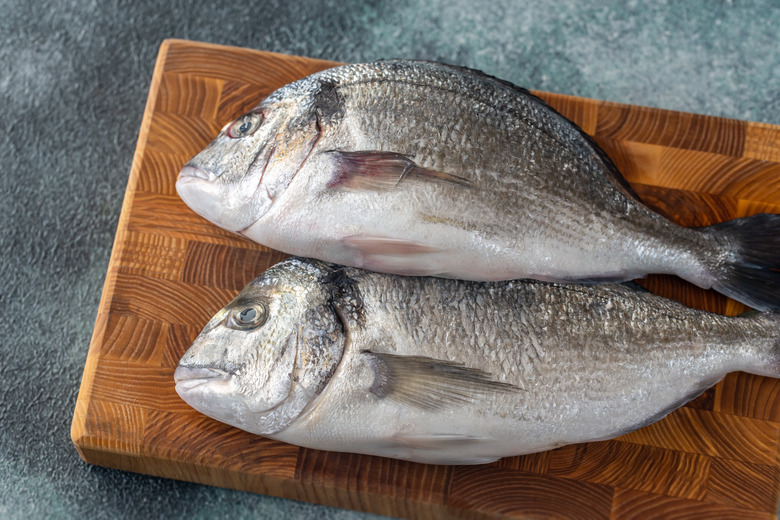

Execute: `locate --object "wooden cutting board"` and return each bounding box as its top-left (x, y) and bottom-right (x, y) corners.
top-left (71, 39), bottom-right (780, 519)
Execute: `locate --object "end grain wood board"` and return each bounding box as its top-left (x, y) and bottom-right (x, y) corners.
top-left (71, 39), bottom-right (780, 519)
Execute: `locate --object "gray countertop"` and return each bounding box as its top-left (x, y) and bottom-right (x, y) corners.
top-left (1, 1), bottom-right (778, 518)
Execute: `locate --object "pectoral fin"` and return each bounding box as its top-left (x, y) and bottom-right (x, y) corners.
top-left (327, 150), bottom-right (471, 190)
top-left (363, 351), bottom-right (523, 411)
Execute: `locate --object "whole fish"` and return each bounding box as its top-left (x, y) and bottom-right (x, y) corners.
top-left (174, 257), bottom-right (780, 465)
top-left (176, 60), bottom-right (780, 311)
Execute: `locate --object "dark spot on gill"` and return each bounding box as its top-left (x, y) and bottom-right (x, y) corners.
top-left (315, 80), bottom-right (345, 124)
top-left (322, 267), bottom-right (365, 328)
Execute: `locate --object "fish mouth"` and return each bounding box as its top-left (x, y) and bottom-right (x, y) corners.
top-left (174, 365), bottom-right (230, 393)
top-left (177, 165), bottom-right (217, 183)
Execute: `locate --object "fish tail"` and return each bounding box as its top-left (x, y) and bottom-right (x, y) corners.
top-left (703, 213), bottom-right (780, 311)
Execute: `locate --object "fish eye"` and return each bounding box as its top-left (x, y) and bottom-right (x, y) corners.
top-left (226, 111), bottom-right (263, 139)
top-left (228, 302), bottom-right (268, 330)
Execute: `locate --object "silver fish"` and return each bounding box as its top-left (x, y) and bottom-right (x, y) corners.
top-left (174, 257), bottom-right (780, 465)
top-left (176, 60), bottom-right (780, 311)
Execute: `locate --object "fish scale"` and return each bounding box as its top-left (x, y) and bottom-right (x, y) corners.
top-left (178, 60), bottom-right (780, 309)
top-left (175, 258), bottom-right (780, 464)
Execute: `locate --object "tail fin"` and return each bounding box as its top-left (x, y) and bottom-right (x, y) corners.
top-left (705, 213), bottom-right (780, 311)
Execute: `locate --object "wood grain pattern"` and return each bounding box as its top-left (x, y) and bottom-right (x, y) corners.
top-left (547, 440), bottom-right (710, 500)
top-left (595, 102), bottom-right (747, 156)
top-left (449, 466), bottom-right (614, 519)
top-left (71, 39), bottom-right (780, 518)
top-left (612, 488), bottom-right (776, 520)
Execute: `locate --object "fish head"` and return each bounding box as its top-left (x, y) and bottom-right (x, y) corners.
top-left (174, 258), bottom-right (346, 435)
top-left (176, 91), bottom-right (321, 234)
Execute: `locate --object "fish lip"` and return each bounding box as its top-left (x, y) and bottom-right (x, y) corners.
top-left (174, 365), bottom-right (230, 392)
top-left (178, 165), bottom-right (217, 183)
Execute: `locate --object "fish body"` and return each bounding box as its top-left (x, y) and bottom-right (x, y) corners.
top-left (177, 60), bottom-right (780, 310)
top-left (174, 258), bottom-right (780, 465)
